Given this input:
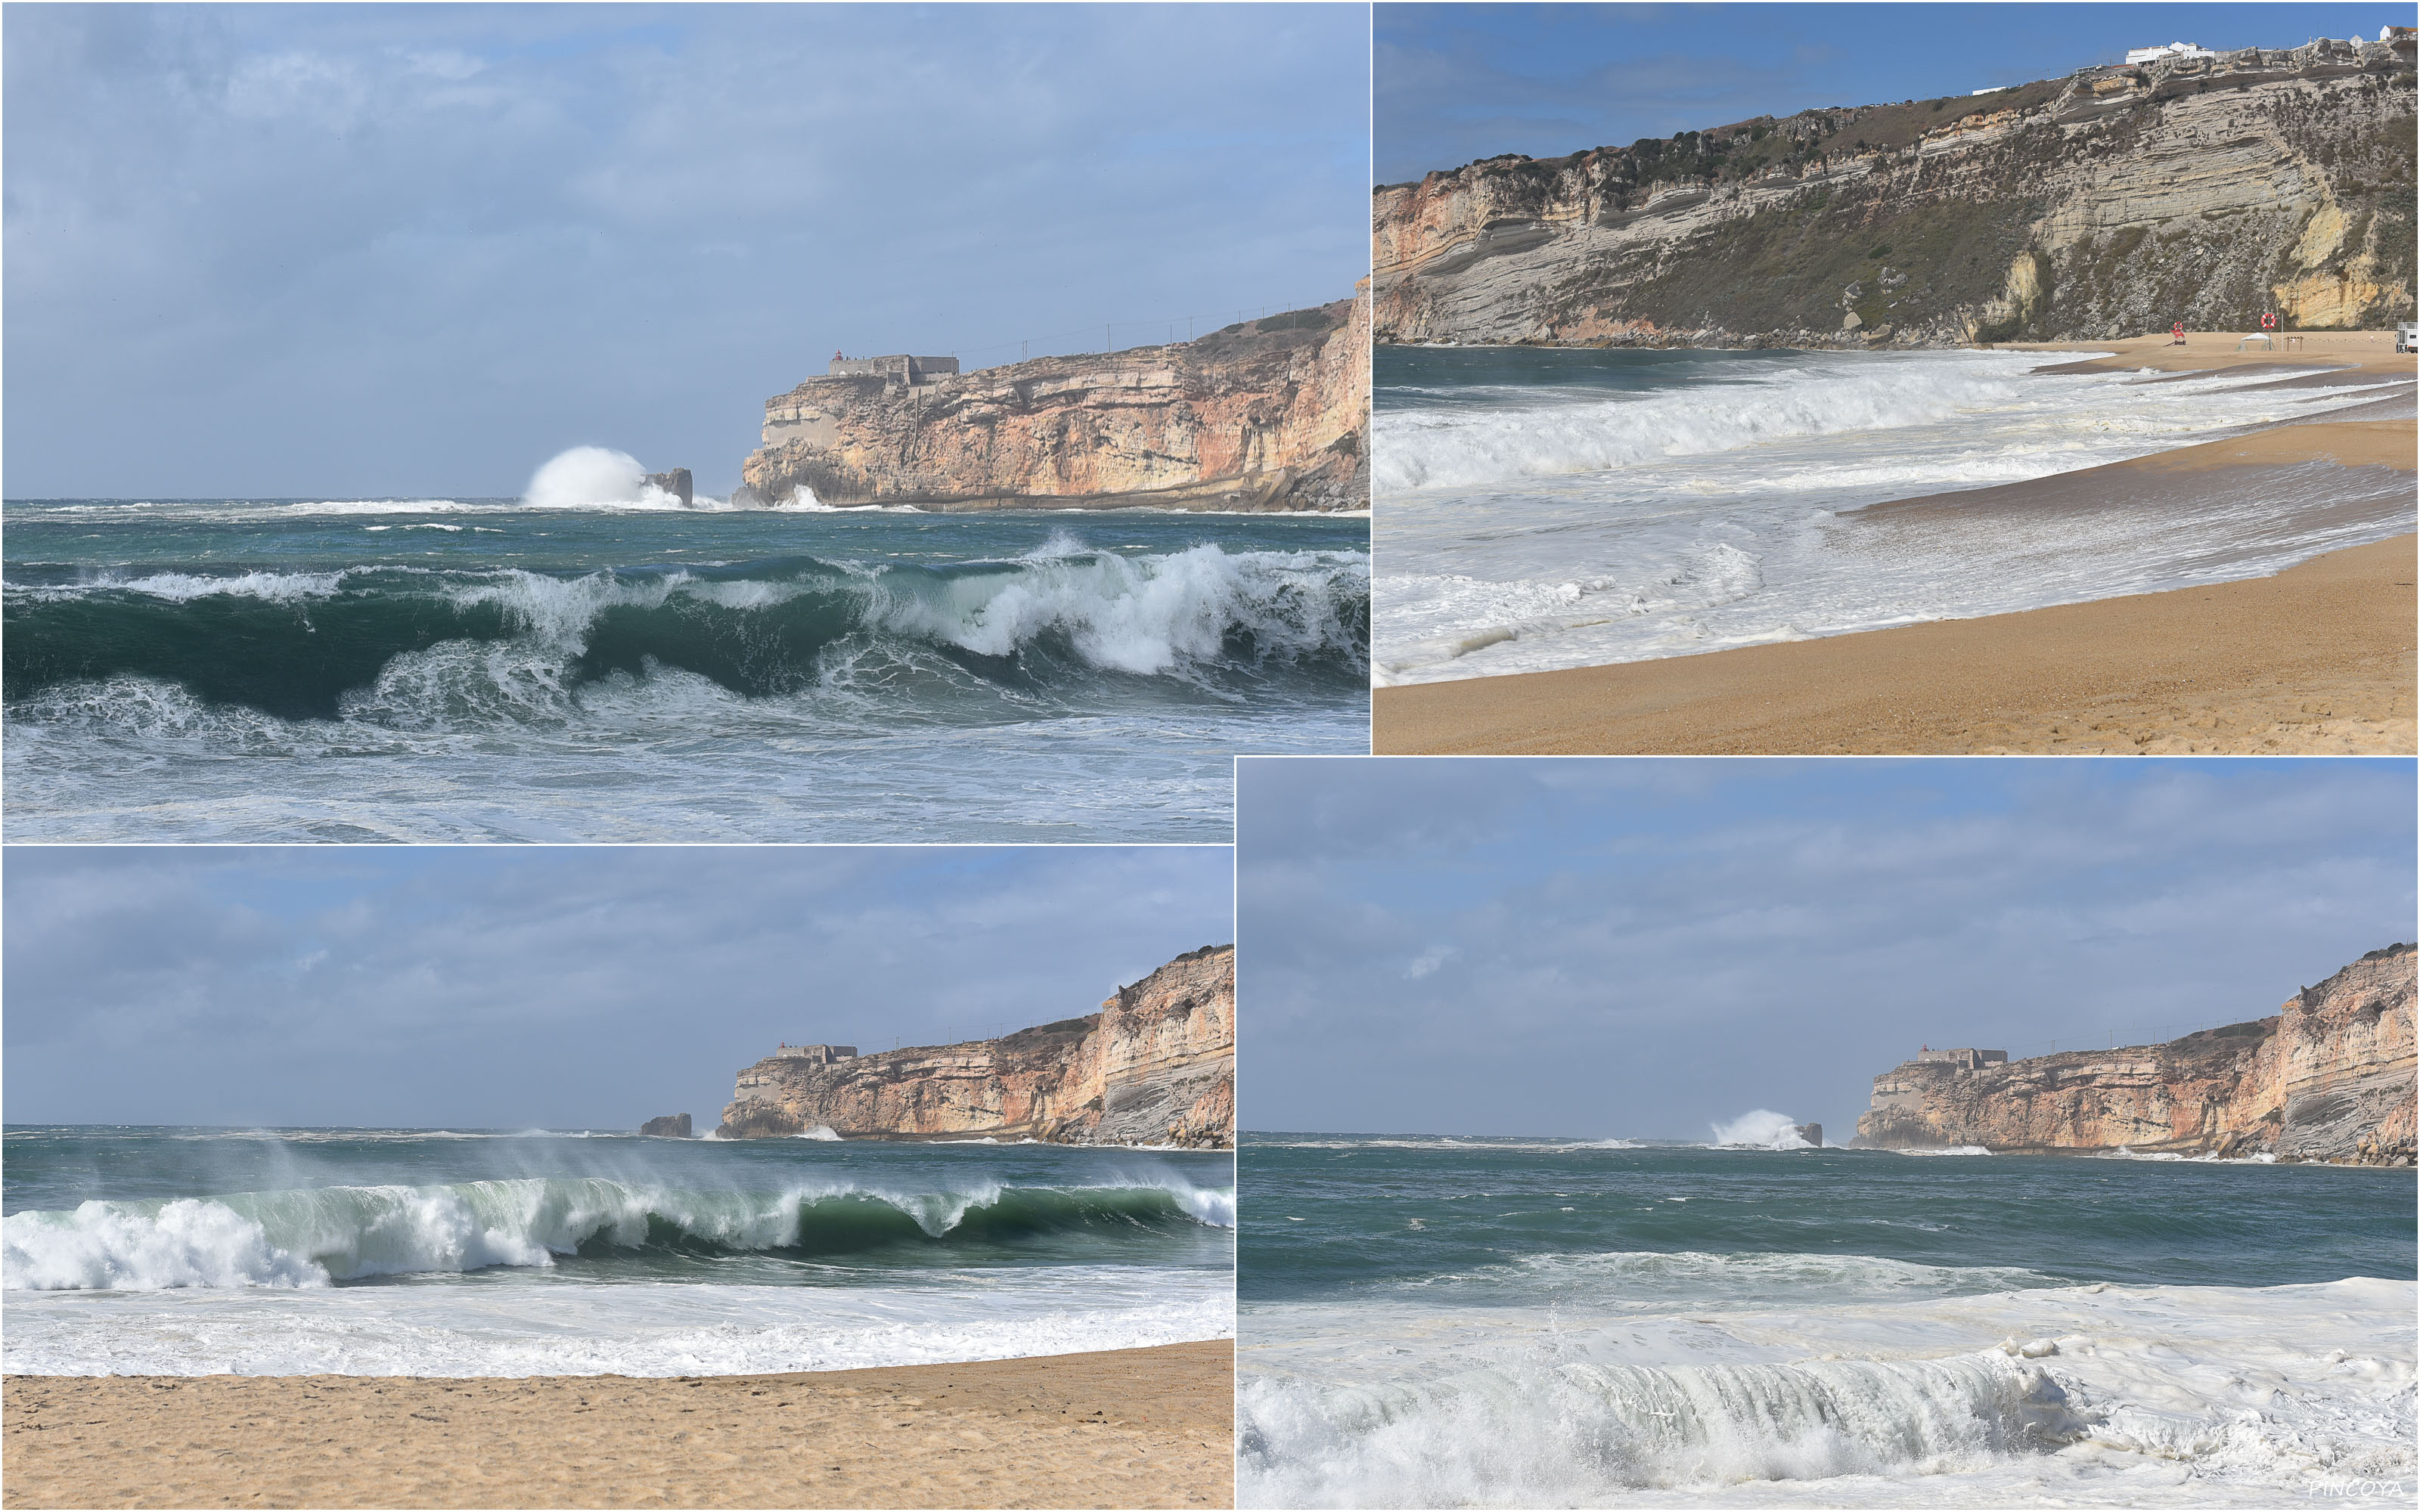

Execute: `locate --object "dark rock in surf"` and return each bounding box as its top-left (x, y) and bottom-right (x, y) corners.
top-left (644, 469), bottom-right (694, 508)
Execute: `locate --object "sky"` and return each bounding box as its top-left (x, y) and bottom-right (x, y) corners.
top-left (2, 846), bottom-right (1233, 1129)
top-left (2, 3), bottom-right (1370, 499)
top-left (1237, 757), bottom-right (2416, 1142)
top-left (1376, 2), bottom-right (2414, 183)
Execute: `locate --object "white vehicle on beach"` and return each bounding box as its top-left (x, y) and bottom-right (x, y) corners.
top-left (2397, 322), bottom-right (2418, 354)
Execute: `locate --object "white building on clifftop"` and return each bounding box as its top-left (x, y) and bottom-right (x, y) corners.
top-left (2124, 41), bottom-right (2217, 64)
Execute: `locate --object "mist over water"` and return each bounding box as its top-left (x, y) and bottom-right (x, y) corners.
top-left (1373, 347), bottom-right (2415, 685)
top-left (1238, 1135), bottom-right (2416, 1507)
top-left (1, 503), bottom-right (1369, 841)
top-left (3, 1126), bottom-right (1235, 1377)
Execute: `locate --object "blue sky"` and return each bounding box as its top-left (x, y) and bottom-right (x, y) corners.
top-left (2, 846), bottom-right (1233, 1129)
top-left (1237, 757), bottom-right (2416, 1140)
top-left (1377, 2), bottom-right (2414, 183)
top-left (3, 3), bottom-right (1370, 498)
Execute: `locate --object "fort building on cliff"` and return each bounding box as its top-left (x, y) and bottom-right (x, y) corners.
top-left (827, 355), bottom-right (958, 386)
top-left (1916, 1047), bottom-right (2008, 1070)
top-left (774, 1043), bottom-right (855, 1064)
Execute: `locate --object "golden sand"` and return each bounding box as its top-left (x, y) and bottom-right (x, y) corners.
top-left (1999, 327), bottom-right (2417, 378)
top-left (0, 1341), bottom-right (1235, 1510)
top-left (1374, 344), bottom-right (2418, 756)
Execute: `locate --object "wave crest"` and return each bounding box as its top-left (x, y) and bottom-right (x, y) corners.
top-left (1, 1176), bottom-right (1236, 1290)
top-left (1239, 1351), bottom-right (2082, 1505)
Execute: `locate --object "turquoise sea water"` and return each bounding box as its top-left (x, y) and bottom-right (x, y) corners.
top-left (2, 1125), bottom-right (1235, 1377)
top-left (2, 502), bottom-right (1368, 842)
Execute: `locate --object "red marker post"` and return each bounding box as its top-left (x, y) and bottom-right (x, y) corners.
top-left (2171, 321), bottom-right (2186, 345)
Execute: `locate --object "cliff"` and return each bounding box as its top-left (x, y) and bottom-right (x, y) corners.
top-left (1374, 36), bottom-right (2415, 349)
top-left (1854, 943), bottom-right (2416, 1163)
top-left (734, 288), bottom-right (1368, 513)
top-left (715, 945), bottom-right (1234, 1147)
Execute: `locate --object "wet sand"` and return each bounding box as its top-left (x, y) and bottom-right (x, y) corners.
top-left (1376, 343), bottom-right (2418, 756)
top-left (0, 1341), bottom-right (1235, 1510)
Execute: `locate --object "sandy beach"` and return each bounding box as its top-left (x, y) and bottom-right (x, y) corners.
top-left (0, 1341), bottom-right (1234, 1510)
top-left (1376, 335), bottom-right (2417, 755)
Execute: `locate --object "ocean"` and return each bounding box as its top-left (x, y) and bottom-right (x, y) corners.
top-left (0, 498), bottom-right (1369, 842)
top-left (2, 1126), bottom-right (1235, 1378)
top-left (1372, 346), bottom-right (2415, 685)
top-left (1236, 1132), bottom-right (2417, 1508)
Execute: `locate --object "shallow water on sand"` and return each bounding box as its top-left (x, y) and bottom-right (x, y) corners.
top-left (1373, 347), bottom-right (2413, 685)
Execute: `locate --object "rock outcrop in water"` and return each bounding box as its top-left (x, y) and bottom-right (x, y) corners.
top-left (733, 290), bottom-right (1368, 513)
top-left (1375, 36), bottom-right (2415, 347)
top-left (639, 1113), bottom-right (693, 1138)
top-left (1854, 943), bottom-right (2416, 1162)
top-left (643, 469), bottom-right (693, 508)
top-left (716, 945), bottom-right (1235, 1147)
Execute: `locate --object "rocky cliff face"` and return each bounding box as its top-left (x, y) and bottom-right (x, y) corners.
top-left (1854, 943), bottom-right (2416, 1162)
top-left (716, 945), bottom-right (1234, 1147)
top-left (1375, 37), bottom-right (2415, 348)
top-left (736, 289), bottom-right (1367, 513)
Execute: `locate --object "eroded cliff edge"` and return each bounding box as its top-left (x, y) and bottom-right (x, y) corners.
top-left (735, 288), bottom-right (1368, 513)
top-left (1854, 943), bottom-right (2416, 1162)
top-left (717, 945), bottom-right (1234, 1147)
top-left (1375, 36), bottom-right (2415, 348)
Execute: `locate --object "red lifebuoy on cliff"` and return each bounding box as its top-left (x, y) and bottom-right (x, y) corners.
top-left (2259, 311), bottom-right (2279, 330)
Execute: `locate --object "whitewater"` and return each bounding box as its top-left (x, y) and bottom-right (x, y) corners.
top-left (1237, 1133), bottom-right (2415, 1507)
top-left (1372, 346), bottom-right (2416, 684)
top-left (2, 1126), bottom-right (1235, 1378)
top-left (2, 475), bottom-right (1368, 841)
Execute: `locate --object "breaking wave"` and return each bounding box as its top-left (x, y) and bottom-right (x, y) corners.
top-left (1239, 1350), bottom-right (2086, 1505)
top-left (2, 547), bottom-right (1369, 722)
top-left (1373, 358), bottom-right (2042, 493)
top-left (1708, 1109), bottom-right (1813, 1149)
top-left (1, 1176), bottom-right (1236, 1290)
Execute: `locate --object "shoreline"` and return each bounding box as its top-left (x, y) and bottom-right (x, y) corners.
top-left (1375, 354), bottom-right (2418, 754)
top-left (1, 1340), bottom-right (1233, 1510)
top-left (1376, 528), bottom-right (2415, 755)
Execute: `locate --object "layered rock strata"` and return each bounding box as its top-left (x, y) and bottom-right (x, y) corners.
top-left (1854, 943), bottom-right (2416, 1162)
top-left (734, 288), bottom-right (1369, 512)
top-left (716, 945), bottom-right (1235, 1147)
top-left (1375, 36), bottom-right (2415, 347)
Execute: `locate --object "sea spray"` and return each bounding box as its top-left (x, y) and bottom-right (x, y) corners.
top-left (1709, 1109), bottom-right (1811, 1149)
top-left (524, 447), bottom-right (653, 510)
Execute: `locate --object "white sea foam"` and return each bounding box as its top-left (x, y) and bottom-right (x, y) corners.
top-left (2094, 1147), bottom-right (2281, 1164)
top-left (1375, 351), bottom-right (2418, 684)
top-left (5, 569), bottom-right (352, 603)
top-left (1239, 1278), bottom-right (2417, 1507)
top-left (1890, 1145), bottom-right (1995, 1157)
top-left (4, 1268), bottom-right (1236, 1377)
